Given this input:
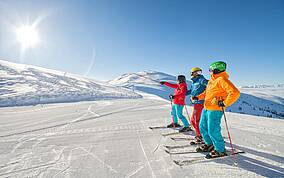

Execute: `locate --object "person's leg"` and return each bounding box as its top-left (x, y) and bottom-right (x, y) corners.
top-left (199, 109), bottom-right (213, 145)
top-left (190, 105), bottom-right (197, 132)
top-left (176, 105), bottom-right (189, 127)
top-left (194, 104), bottom-right (204, 137)
top-left (207, 110), bottom-right (225, 153)
top-left (171, 104), bottom-right (178, 124)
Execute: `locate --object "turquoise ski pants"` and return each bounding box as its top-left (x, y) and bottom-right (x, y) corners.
top-left (171, 104), bottom-right (190, 127)
top-left (199, 109), bottom-right (225, 152)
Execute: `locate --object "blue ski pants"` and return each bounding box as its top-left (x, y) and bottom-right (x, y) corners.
top-left (199, 109), bottom-right (225, 152)
top-left (171, 104), bottom-right (190, 127)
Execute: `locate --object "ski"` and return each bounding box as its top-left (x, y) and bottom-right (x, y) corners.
top-left (149, 126), bottom-right (168, 129)
top-left (165, 149), bottom-right (198, 155)
top-left (166, 146), bottom-right (242, 155)
top-left (189, 141), bottom-right (205, 145)
top-left (149, 126), bottom-right (182, 130)
top-left (164, 144), bottom-right (193, 150)
top-left (171, 137), bottom-right (226, 141)
top-left (170, 137), bottom-right (195, 141)
top-left (173, 150), bottom-right (245, 166)
top-left (162, 131), bottom-right (192, 137)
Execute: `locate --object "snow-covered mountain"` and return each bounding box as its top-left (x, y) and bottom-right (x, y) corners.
top-left (0, 60), bottom-right (141, 107)
top-left (109, 70), bottom-right (193, 104)
top-left (240, 84), bottom-right (284, 88)
top-left (109, 71), bottom-right (284, 119)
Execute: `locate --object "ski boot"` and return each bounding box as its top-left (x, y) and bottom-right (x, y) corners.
top-left (196, 144), bottom-right (214, 152)
top-left (179, 127), bottom-right (192, 133)
top-left (167, 123), bottom-right (182, 128)
top-left (190, 136), bottom-right (203, 145)
top-left (205, 150), bottom-right (227, 159)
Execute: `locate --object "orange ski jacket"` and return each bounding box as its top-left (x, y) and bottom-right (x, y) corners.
top-left (198, 71), bottom-right (240, 111)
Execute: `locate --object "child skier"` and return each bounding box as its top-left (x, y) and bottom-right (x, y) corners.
top-left (196, 61), bottom-right (240, 159)
top-left (160, 75), bottom-right (191, 132)
top-left (186, 67), bottom-right (208, 143)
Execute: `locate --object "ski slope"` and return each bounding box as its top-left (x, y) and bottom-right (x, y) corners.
top-left (0, 59), bottom-right (141, 107)
top-left (0, 94), bottom-right (283, 177)
top-left (110, 71), bottom-right (284, 119)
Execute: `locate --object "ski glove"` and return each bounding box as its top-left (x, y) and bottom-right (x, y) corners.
top-left (169, 95), bottom-right (175, 99)
top-left (218, 101), bottom-right (225, 107)
top-left (160, 81), bottom-right (165, 85)
top-left (191, 96), bottom-right (198, 101)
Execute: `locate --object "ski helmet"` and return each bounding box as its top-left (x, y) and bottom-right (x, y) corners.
top-left (209, 61), bottom-right (226, 74)
top-left (190, 67), bottom-right (202, 76)
top-left (177, 75), bottom-right (186, 83)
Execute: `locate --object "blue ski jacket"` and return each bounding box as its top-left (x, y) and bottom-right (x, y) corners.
top-left (186, 75), bottom-right (208, 104)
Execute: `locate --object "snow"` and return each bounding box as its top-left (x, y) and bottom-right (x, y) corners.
top-left (0, 98), bottom-right (283, 177)
top-left (109, 71), bottom-right (284, 119)
top-left (0, 60), bottom-right (283, 177)
top-left (240, 88), bottom-right (284, 105)
top-left (0, 59), bottom-right (141, 107)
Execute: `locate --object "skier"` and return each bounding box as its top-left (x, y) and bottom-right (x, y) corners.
top-left (196, 61), bottom-right (240, 158)
top-left (186, 67), bottom-right (208, 143)
top-left (160, 75), bottom-right (191, 132)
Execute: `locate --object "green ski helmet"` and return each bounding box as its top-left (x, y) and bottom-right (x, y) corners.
top-left (209, 61), bottom-right (227, 74)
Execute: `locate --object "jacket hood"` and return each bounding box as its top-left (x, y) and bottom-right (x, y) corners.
top-left (211, 71), bottom-right (229, 80)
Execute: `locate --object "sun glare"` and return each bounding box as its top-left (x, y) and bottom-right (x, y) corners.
top-left (15, 25), bottom-right (39, 49)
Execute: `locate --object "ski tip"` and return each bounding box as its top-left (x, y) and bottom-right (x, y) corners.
top-left (164, 145), bottom-right (170, 149)
top-left (173, 160), bottom-right (184, 167)
top-left (173, 160), bottom-right (179, 165)
top-left (149, 126), bottom-right (166, 130)
top-left (164, 149), bottom-right (170, 154)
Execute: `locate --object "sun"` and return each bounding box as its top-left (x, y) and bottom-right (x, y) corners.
top-left (15, 25), bottom-right (39, 49)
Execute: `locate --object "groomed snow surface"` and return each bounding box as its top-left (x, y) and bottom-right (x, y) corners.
top-left (0, 95), bottom-right (283, 177)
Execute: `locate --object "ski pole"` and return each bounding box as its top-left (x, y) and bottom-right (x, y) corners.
top-left (221, 106), bottom-right (238, 166)
top-left (184, 104), bottom-right (191, 121)
top-left (169, 95), bottom-right (174, 125)
top-left (169, 95), bottom-right (173, 107)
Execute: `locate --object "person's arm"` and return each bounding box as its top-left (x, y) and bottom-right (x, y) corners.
top-left (201, 78), bottom-right (209, 86)
top-left (173, 85), bottom-right (187, 98)
top-left (219, 77), bottom-right (240, 107)
top-left (163, 82), bottom-right (178, 89)
top-left (186, 88), bottom-right (192, 96)
top-left (196, 90), bottom-right (206, 101)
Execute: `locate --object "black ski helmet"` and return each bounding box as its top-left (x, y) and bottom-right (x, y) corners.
top-left (177, 75), bottom-right (186, 83)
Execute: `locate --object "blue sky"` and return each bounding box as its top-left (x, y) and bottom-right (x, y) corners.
top-left (0, 0), bottom-right (283, 85)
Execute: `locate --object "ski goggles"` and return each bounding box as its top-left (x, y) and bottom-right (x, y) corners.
top-left (191, 70), bottom-right (202, 76)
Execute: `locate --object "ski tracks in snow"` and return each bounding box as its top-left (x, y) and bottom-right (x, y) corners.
top-left (79, 146), bottom-right (119, 174)
top-left (136, 130), bottom-right (157, 178)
